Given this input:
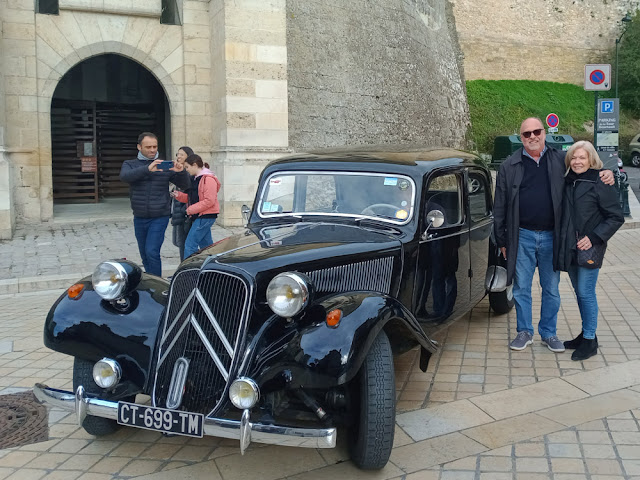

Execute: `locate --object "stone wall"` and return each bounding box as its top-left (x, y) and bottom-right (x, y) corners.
top-left (453, 0), bottom-right (640, 84)
top-left (0, 19), bottom-right (14, 240)
top-left (286, 0), bottom-right (469, 150)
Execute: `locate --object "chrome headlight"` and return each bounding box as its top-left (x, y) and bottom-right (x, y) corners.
top-left (92, 358), bottom-right (122, 389)
top-left (92, 261), bottom-right (128, 300)
top-left (229, 377), bottom-right (260, 409)
top-left (266, 272), bottom-right (310, 317)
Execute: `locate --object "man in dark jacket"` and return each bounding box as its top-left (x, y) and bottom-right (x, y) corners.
top-left (494, 118), bottom-right (614, 353)
top-left (120, 132), bottom-right (189, 276)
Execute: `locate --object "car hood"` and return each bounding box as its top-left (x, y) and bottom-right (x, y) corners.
top-left (180, 222), bottom-right (403, 276)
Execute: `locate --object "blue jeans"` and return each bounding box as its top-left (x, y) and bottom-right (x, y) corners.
top-left (133, 216), bottom-right (169, 276)
top-left (513, 228), bottom-right (561, 338)
top-left (567, 265), bottom-right (600, 339)
top-left (184, 217), bottom-right (215, 259)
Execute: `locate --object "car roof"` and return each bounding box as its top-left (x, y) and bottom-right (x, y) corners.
top-left (265, 146), bottom-right (480, 176)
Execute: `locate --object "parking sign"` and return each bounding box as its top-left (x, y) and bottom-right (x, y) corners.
top-left (601, 100), bottom-right (615, 113)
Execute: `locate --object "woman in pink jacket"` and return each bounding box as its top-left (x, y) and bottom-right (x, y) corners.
top-left (170, 154), bottom-right (221, 259)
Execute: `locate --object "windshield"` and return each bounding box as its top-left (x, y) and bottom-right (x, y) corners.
top-left (258, 171), bottom-right (415, 224)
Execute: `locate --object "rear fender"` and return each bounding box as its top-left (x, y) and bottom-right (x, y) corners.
top-left (44, 274), bottom-right (169, 391)
top-left (249, 292), bottom-right (437, 392)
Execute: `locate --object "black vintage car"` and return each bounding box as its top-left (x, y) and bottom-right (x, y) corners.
top-left (34, 147), bottom-right (513, 469)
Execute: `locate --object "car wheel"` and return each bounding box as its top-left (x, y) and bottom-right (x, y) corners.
top-left (620, 171), bottom-right (629, 183)
top-left (349, 330), bottom-right (395, 470)
top-left (489, 284), bottom-right (514, 314)
top-left (73, 358), bottom-right (132, 436)
top-left (632, 154), bottom-right (640, 168)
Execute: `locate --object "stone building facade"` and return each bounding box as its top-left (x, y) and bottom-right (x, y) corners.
top-left (0, 0), bottom-right (469, 238)
top-left (453, 0), bottom-right (640, 84)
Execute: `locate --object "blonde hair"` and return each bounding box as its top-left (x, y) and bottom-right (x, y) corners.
top-left (564, 140), bottom-right (603, 173)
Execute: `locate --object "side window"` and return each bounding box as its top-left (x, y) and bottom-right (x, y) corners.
top-left (425, 173), bottom-right (463, 227)
top-left (468, 170), bottom-right (491, 222)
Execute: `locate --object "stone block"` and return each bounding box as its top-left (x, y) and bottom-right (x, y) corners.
top-left (7, 0), bottom-right (33, 10)
top-left (226, 26), bottom-right (286, 46)
top-left (4, 76), bottom-right (36, 96)
top-left (34, 36), bottom-right (64, 72)
top-left (225, 42), bottom-right (256, 62)
top-left (185, 84), bottom-right (210, 101)
top-left (183, 9), bottom-right (210, 26)
top-left (2, 39), bottom-right (36, 58)
top-left (25, 56), bottom-right (36, 77)
top-left (159, 45), bottom-right (184, 75)
top-left (256, 45), bottom-right (287, 64)
top-left (255, 113), bottom-right (288, 130)
top-left (184, 51), bottom-right (210, 67)
top-left (150, 28), bottom-right (183, 63)
top-left (137, 23), bottom-right (168, 54)
top-left (226, 79), bottom-right (255, 96)
top-left (3, 22), bottom-right (35, 41)
top-left (196, 67), bottom-right (210, 85)
top-left (227, 113), bottom-right (256, 129)
top-left (122, 16), bottom-right (149, 48)
top-left (255, 79), bottom-right (287, 98)
top-left (226, 61), bottom-right (286, 81)
top-left (4, 57), bottom-right (27, 77)
top-left (50, 12), bottom-right (91, 51)
top-left (225, 8), bottom-right (285, 32)
top-left (183, 24), bottom-right (210, 40)
top-left (226, 96), bottom-right (286, 114)
top-left (185, 101), bottom-right (206, 116)
top-left (1, 7), bottom-right (34, 24)
top-left (18, 96), bottom-right (37, 112)
top-left (184, 37), bottom-right (210, 54)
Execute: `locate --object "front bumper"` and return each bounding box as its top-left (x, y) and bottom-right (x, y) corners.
top-left (33, 383), bottom-right (336, 451)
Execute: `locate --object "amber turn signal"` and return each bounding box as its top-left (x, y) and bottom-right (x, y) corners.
top-left (326, 309), bottom-right (342, 327)
top-left (67, 283), bottom-right (85, 299)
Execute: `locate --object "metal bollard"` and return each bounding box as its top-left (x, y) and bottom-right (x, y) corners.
top-left (619, 179), bottom-right (631, 216)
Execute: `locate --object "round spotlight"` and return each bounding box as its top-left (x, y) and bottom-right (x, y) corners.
top-left (92, 358), bottom-right (122, 389)
top-left (92, 261), bottom-right (128, 300)
top-left (266, 272), bottom-right (310, 318)
top-left (229, 377), bottom-right (260, 409)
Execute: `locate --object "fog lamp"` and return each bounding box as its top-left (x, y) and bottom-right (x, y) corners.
top-left (92, 358), bottom-right (122, 389)
top-left (229, 377), bottom-right (260, 409)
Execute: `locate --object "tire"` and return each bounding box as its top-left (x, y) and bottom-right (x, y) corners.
top-left (620, 171), bottom-right (628, 183)
top-left (489, 284), bottom-right (515, 314)
top-left (350, 330), bottom-right (395, 470)
top-left (632, 153), bottom-right (640, 168)
top-left (73, 358), bottom-right (131, 436)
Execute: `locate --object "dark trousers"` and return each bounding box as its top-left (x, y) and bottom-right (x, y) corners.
top-left (133, 216), bottom-right (170, 276)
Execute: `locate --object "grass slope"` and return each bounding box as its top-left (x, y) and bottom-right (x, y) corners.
top-left (466, 79), bottom-right (638, 157)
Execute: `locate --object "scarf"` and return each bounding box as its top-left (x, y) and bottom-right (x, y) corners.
top-left (138, 151), bottom-right (159, 161)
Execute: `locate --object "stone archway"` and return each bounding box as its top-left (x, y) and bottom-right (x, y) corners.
top-left (49, 53), bottom-right (172, 206)
top-left (33, 25), bottom-right (188, 220)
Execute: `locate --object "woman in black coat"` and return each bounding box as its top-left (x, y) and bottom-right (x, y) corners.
top-left (171, 146), bottom-right (194, 261)
top-left (555, 141), bottom-right (624, 361)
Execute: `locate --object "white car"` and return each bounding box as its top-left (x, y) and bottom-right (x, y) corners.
top-left (630, 133), bottom-right (640, 167)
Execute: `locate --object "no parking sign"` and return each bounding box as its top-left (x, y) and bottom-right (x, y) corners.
top-left (584, 64), bottom-right (611, 91)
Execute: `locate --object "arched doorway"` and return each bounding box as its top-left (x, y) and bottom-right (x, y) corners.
top-left (50, 54), bottom-right (170, 204)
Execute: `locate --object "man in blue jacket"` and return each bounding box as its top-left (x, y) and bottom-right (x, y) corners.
top-left (120, 132), bottom-right (190, 276)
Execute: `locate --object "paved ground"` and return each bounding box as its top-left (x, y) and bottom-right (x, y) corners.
top-left (2, 195), bottom-right (640, 478)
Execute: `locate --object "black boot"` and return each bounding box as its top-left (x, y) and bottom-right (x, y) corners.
top-left (571, 337), bottom-right (598, 361)
top-left (564, 331), bottom-right (584, 350)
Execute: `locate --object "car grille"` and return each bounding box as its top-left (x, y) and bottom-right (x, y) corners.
top-left (304, 256), bottom-right (394, 295)
top-left (153, 268), bottom-right (250, 416)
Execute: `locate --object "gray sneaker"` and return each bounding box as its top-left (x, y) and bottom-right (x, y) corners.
top-left (510, 331), bottom-right (533, 351)
top-left (542, 336), bottom-right (565, 353)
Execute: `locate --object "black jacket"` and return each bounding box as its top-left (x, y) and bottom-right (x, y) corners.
top-left (493, 146), bottom-right (565, 284)
top-left (554, 169), bottom-right (624, 271)
top-left (120, 158), bottom-right (190, 218)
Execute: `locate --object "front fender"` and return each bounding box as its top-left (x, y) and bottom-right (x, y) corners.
top-left (249, 293), bottom-right (437, 392)
top-left (44, 274), bottom-right (169, 391)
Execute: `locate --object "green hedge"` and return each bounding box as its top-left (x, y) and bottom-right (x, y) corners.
top-left (466, 79), bottom-right (638, 160)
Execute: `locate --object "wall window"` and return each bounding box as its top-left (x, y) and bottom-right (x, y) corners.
top-left (161, 0), bottom-right (183, 25)
top-left (36, 0), bottom-right (59, 14)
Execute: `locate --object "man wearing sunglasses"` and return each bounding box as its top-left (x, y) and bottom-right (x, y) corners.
top-left (493, 117), bottom-right (614, 353)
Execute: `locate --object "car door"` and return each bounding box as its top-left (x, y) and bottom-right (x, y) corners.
top-left (414, 169), bottom-right (470, 328)
top-left (466, 167), bottom-right (493, 305)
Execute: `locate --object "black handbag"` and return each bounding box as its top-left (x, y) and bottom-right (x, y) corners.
top-left (184, 215), bottom-right (195, 234)
top-left (576, 235), bottom-right (606, 269)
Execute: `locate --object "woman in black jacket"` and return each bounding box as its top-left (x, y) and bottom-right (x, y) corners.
top-left (555, 141), bottom-right (624, 361)
top-left (171, 146), bottom-right (194, 261)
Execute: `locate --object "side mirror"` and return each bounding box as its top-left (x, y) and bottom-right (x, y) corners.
top-left (421, 209), bottom-right (445, 240)
top-left (241, 205), bottom-right (251, 227)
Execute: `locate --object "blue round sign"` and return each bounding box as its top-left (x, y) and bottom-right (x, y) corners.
top-left (590, 70), bottom-right (605, 85)
top-left (546, 113), bottom-right (559, 128)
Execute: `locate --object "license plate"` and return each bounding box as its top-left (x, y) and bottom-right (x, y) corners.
top-left (117, 402), bottom-right (204, 437)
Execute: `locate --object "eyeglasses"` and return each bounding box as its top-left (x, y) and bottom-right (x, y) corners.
top-left (521, 129), bottom-right (543, 139)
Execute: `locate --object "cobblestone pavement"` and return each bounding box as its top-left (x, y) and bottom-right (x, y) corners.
top-left (1, 227), bottom-right (640, 478)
